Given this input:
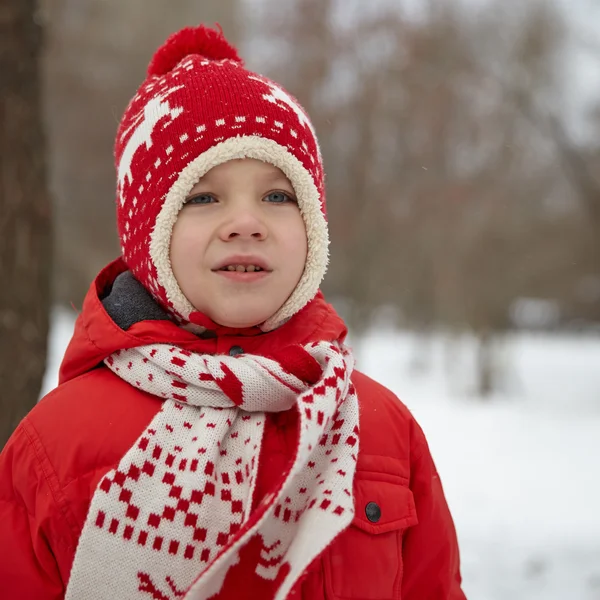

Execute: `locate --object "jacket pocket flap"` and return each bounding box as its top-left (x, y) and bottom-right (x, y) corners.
top-left (351, 477), bottom-right (418, 535)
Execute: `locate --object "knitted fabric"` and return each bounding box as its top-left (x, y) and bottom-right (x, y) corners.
top-left (65, 342), bottom-right (358, 600)
top-left (114, 25), bottom-right (329, 331)
top-left (101, 271), bottom-right (171, 331)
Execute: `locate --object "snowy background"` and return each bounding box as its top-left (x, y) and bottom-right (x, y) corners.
top-left (43, 307), bottom-right (600, 600)
top-left (33, 2), bottom-right (600, 598)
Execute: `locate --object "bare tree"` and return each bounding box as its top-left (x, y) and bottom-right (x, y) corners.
top-left (231, 1), bottom-right (595, 395)
top-left (0, 0), bottom-right (52, 447)
top-left (541, 117), bottom-right (600, 322)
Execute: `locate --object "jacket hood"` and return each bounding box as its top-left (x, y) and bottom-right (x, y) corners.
top-left (59, 258), bottom-right (347, 386)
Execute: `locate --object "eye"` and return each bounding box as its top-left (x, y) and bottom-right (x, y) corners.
top-left (185, 193), bottom-right (216, 205)
top-left (264, 191), bottom-right (296, 204)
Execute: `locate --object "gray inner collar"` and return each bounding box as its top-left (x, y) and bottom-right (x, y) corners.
top-left (101, 271), bottom-right (171, 331)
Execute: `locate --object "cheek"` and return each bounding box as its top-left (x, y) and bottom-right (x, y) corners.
top-left (282, 218), bottom-right (308, 276)
top-left (169, 224), bottom-right (187, 274)
top-left (170, 217), bottom-right (207, 273)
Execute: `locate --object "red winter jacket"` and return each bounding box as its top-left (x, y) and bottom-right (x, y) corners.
top-left (0, 260), bottom-right (465, 600)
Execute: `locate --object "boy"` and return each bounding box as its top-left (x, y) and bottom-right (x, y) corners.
top-left (0, 25), bottom-right (466, 600)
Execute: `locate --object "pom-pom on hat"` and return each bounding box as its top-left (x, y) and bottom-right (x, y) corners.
top-left (147, 25), bottom-right (243, 76)
top-left (114, 24), bottom-right (328, 332)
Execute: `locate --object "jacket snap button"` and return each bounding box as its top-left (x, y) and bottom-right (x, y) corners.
top-left (365, 502), bottom-right (381, 523)
top-left (229, 345), bottom-right (244, 357)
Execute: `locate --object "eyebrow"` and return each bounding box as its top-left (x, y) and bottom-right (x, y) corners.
top-left (192, 164), bottom-right (293, 190)
top-left (199, 171), bottom-right (291, 185)
top-left (263, 169), bottom-right (287, 180)
top-left (264, 169), bottom-right (296, 187)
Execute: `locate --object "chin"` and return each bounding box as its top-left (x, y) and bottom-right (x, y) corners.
top-left (209, 299), bottom-right (281, 330)
top-left (212, 312), bottom-right (269, 329)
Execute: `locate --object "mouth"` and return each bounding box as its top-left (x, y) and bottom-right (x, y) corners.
top-left (212, 256), bottom-right (272, 273)
top-left (212, 256), bottom-right (272, 282)
top-left (216, 264), bottom-right (266, 273)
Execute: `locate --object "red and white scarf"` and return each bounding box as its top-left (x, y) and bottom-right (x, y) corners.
top-left (66, 341), bottom-right (358, 600)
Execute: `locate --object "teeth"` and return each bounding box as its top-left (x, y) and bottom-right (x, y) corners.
top-left (223, 264), bottom-right (262, 272)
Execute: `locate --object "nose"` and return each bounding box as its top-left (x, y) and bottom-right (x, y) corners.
top-left (218, 205), bottom-right (268, 242)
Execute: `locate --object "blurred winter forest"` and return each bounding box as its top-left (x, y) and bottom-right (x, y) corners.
top-left (2, 0), bottom-right (600, 435)
top-left (40, 0), bottom-right (600, 388)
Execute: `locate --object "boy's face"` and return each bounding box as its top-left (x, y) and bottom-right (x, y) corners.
top-left (170, 158), bottom-right (308, 329)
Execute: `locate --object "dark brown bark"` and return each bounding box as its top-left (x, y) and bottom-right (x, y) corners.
top-left (0, 0), bottom-right (52, 448)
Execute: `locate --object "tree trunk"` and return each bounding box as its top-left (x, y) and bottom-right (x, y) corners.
top-left (409, 329), bottom-right (433, 375)
top-left (476, 329), bottom-right (495, 398)
top-left (0, 0), bottom-right (52, 448)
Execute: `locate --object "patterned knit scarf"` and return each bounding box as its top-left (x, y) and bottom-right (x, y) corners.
top-left (66, 341), bottom-right (358, 600)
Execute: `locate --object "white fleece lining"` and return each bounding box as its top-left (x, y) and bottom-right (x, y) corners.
top-left (149, 135), bottom-right (329, 331)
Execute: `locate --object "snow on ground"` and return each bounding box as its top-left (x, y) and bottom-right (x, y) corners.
top-left (41, 306), bottom-right (79, 397)
top-left (357, 329), bottom-right (600, 600)
top-left (44, 308), bottom-right (600, 599)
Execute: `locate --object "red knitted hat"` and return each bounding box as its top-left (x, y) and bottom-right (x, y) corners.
top-left (114, 25), bottom-right (328, 331)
